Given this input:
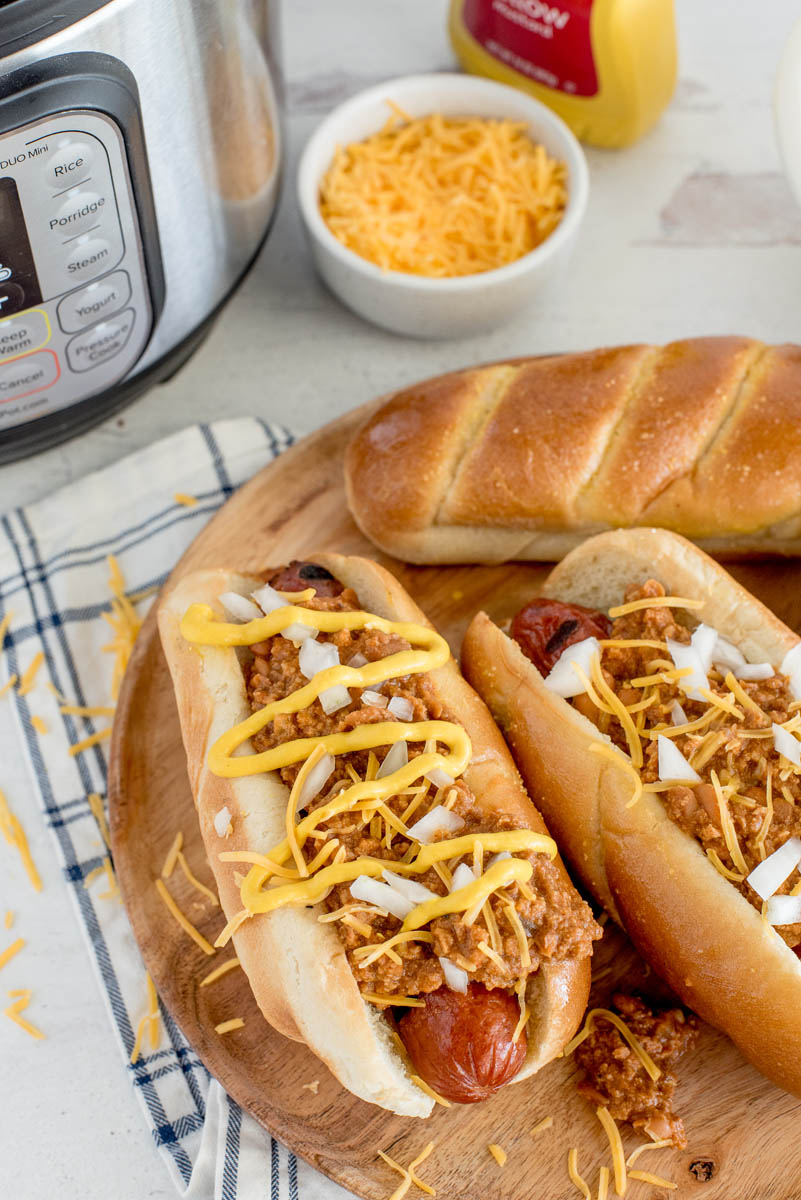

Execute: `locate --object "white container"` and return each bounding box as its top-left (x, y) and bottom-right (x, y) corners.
top-left (775, 17), bottom-right (801, 211)
top-left (297, 73), bottom-right (589, 339)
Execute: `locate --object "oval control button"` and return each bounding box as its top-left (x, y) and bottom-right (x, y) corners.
top-left (51, 190), bottom-right (106, 238)
top-left (0, 350), bottom-right (60, 402)
top-left (43, 141), bottom-right (94, 190)
top-left (0, 310), bottom-right (50, 361)
top-left (66, 308), bottom-right (135, 373)
top-left (57, 271), bottom-right (131, 334)
top-left (65, 237), bottom-right (113, 283)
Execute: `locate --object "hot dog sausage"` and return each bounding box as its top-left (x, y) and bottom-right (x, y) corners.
top-left (511, 598), bottom-right (611, 676)
top-left (266, 560), bottom-right (344, 597)
top-left (397, 983), bottom-right (527, 1103)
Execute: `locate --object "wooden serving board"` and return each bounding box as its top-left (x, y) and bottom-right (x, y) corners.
top-left (108, 401), bottom-right (801, 1200)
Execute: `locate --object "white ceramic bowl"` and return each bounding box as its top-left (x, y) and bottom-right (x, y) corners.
top-left (297, 73), bottom-right (589, 339)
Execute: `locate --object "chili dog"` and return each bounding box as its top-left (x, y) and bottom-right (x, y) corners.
top-left (462, 528), bottom-right (801, 1097)
top-left (158, 555), bottom-right (598, 1116)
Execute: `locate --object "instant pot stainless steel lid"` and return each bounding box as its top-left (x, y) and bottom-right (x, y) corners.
top-left (0, 1), bottom-right (111, 56)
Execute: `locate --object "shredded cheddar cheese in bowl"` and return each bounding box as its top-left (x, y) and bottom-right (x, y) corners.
top-left (319, 106), bottom-right (567, 278)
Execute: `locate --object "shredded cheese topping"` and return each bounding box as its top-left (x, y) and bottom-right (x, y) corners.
top-left (625, 1139), bottom-right (672, 1169)
top-left (200, 957), bottom-right (241, 988)
top-left (563, 1008), bottom-right (661, 1082)
top-left (628, 1170), bottom-right (676, 1190)
top-left (215, 1017), bottom-right (245, 1035)
top-left (319, 106), bottom-right (566, 278)
top-left (607, 595), bottom-right (704, 618)
top-left (567, 1149), bottom-right (592, 1200)
top-left (154, 879), bottom-right (215, 956)
top-left (411, 1075), bottom-right (452, 1108)
top-left (531, 1116), bottom-right (554, 1136)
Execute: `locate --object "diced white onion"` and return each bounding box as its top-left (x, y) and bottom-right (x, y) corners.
top-left (319, 684), bottom-right (351, 715)
top-left (213, 805), bottom-right (232, 837)
top-left (250, 583), bottom-right (286, 613)
top-left (712, 634), bottom-right (746, 673)
top-left (299, 637), bottom-right (339, 679)
top-left (361, 689), bottom-right (388, 708)
top-left (425, 767), bottom-right (454, 789)
top-left (377, 740), bottom-right (408, 779)
top-left (295, 752), bottom-right (335, 812)
top-left (735, 662), bottom-right (774, 681)
top-left (670, 700), bottom-right (688, 726)
top-left (543, 637), bottom-right (600, 699)
top-left (280, 621), bottom-right (315, 644)
top-left (350, 875), bottom-right (414, 921)
top-left (657, 734), bottom-right (701, 783)
top-left (773, 723), bottom-right (801, 766)
top-left (766, 893), bottom-right (801, 926)
top-left (781, 643), bottom-right (801, 701)
top-left (439, 956), bottom-right (468, 993)
top-left (406, 805), bottom-right (465, 844)
top-left (487, 851), bottom-right (512, 869)
top-left (691, 623), bottom-right (718, 674)
top-left (450, 863), bottom-right (477, 891)
top-left (348, 652), bottom-right (368, 668)
top-left (746, 837), bottom-right (801, 901)
top-left (387, 695), bottom-right (415, 721)
top-left (381, 870), bottom-right (438, 904)
top-left (666, 637), bottom-right (708, 701)
top-left (218, 592), bottom-right (262, 622)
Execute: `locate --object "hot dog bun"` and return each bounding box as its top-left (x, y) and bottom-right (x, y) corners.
top-left (158, 554), bottom-right (591, 1116)
top-left (461, 528), bottom-right (801, 1096)
top-left (345, 338), bottom-right (801, 563)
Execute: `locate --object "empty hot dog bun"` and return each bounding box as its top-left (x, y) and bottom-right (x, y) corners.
top-left (462, 527), bottom-right (801, 1096)
top-left (158, 554), bottom-right (596, 1116)
top-left (346, 337), bottom-right (801, 563)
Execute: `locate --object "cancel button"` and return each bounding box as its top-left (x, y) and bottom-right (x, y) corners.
top-left (66, 308), bottom-right (135, 372)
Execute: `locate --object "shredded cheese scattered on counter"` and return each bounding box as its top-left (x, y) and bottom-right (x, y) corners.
top-left (174, 492), bottom-right (198, 507)
top-left (130, 972), bottom-right (160, 1063)
top-left (302, 1079), bottom-right (320, 1094)
top-left (17, 651), bottom-right (44, 696)
top-left (154, 879), bottom-right (215, 956)
top-left (487, 1144), bottom-right (507, 1167)
top-left (0, 788), bottom-right (42, 892)
top-left (319, 107), bottom-right (566, 278)
top-left (103, 554), bottom-right (142, 700)
top-left (625, 1140), bottom-right (672, 1169)
top-left (0, 675), bottom-right (18, 698)
top-left (4, 989), bottom-right (44, 1040)
top-left (628, 1170), bottom-right (676, 1190)
top-left (4, 910), bottom-right (13, 930)
top-left (88, 792), bottom-right (111, 851)
top-left (531, 1116), bottom-right (553, 1136)
top-left (215, 1017), bottom-right (245, 1035)
top-left (0, 937), bottom-right (24, 970)
top-left (68, 727), bottom-right (112, 757)
top-left (567, 1149), bottom-right (591, 1200)
top-left (200, 957), bottom-right (241, 988)
top-left (30, 715), bottom-right (47, 735)
top-left (175, 849), bottom-right (219, 907)
top-left (59, 703), bottom-right (116, 718)
top-left (0, 610), bottom-right (15, 647)
top-left (597, 1166), bottom-right (610, 1200)
top-left (596, 1107), bottom-right (626, 1197)
top-left (377, 1142), bottom-right (435, 1200)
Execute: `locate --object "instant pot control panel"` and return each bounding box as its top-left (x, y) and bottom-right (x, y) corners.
top-left (0, 108), bottom-right (152, 431)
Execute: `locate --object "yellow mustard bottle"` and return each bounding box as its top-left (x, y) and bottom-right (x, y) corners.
top-left (448, 0), bottom-right (677, 148)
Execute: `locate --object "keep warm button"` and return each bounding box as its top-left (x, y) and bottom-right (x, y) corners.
top-left (66, 308), bottom-right (135, 373)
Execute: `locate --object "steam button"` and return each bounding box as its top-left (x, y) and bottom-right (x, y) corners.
top-left (43, 142), bottom-right (94, 190)
top-left (65, 237), bottom-right (113, 283)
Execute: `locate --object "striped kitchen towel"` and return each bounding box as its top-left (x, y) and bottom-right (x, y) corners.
top-left (0, 419), bottom-right (353, 1200)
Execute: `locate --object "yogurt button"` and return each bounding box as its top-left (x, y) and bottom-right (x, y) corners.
top-left (65, 237), bottom-right (113, 283)
top-left (0, 311), bottom-right (50, 360)
top-left (43, 141), bottom-right (94, 190)
top-left (58, 271), bottom-right (131, 333)
top-left (66, 308), bottom-right (135, 372)
top-left (51, 190), bottom-right (105, 237)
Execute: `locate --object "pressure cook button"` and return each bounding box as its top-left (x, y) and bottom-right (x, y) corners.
top-left (51, 190), bottom-right (106, 237)
top-left (66, 308), bottom-right (135, 373)
top-left (0, 310), bottom-right (50, 361)
top-left (57, 270), bottom-right (131, 334)
top-left (65, 237), bottom-right (113, 283)
top-left (0, 350), bottom-right (59, 402)
top-left (43, 141), bottom-right (94, 190)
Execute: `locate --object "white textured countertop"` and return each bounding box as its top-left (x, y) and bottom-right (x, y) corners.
top-left (5, 1), bottom-right (801, 1197)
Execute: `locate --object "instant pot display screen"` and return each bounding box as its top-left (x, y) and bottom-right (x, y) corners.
top-left (0, 175), bottom-right (42, 313)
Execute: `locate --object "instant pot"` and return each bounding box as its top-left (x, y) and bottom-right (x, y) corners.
top-left (0, 0), bottom-right (282, 462)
